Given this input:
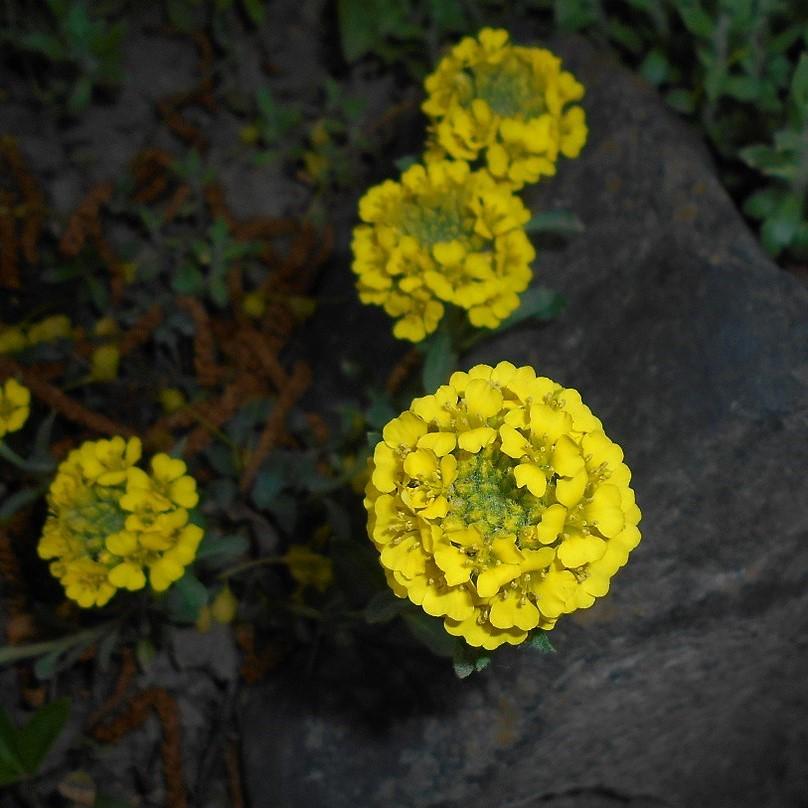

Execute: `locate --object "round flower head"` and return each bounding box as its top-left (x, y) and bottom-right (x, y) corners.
top-left (0, 378), bottom-right (31, 438)
top-left (38, 439), bottom-right (203, 607)
top-left (363, 363), bottom-right (641, 650)
top-left (422, 29), bottom-right (587, 189)
top-left (352, 160), bottom-right (535, 341)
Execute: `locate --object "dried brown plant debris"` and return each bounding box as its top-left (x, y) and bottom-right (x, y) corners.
top-left (177, 297), bottom-right (222, 387)
top-left (91, 687), bottom-right (187, 808)
top-left (0, 358), bottom-right (133, 437)
top-left (59, 182), bottom-right (114, 257)
top-left (86, 647), bottom-right (136, 728)
top-left (239, 361), bottom-right (311, 491)
top-left (157, 33), bottom-right (216, 153)
top-left (0, 135), bottom-right (45, 268)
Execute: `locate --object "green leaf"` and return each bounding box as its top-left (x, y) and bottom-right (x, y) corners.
top-left (790, 53), bottom-right (808, 125)
top-left (0, 706), bottom-right (25, 783)
top-left (364, 590), bottom-right (405, 624)
top-left (724, 75), bottom-right (762, 102)
top-left (196, 533), bottom-right (250, 566)
top-left (19, 32), bottom-right (66, 60)
top-left (402, 611), bottom-right (456, 657)
top-left (365, 391), bottom-right (396, 430)
top-left (525, 210), bottom-right (584, 237)
top-left (452, 641), bottom-right (491, 678)
top-left (639, 48), bottom-right (670, 86)
top-left (67, 75), bottom-right (93, 114)
top-left (495, 286), bottom-right (566, 332)
top-left (524, 631), bottom-right (555, 653)
top-left (421, 327), bottom-right (456, 392)
top-left (743, 187), bottom-right (784, 220)
top-left (0, 487), bottom-right (46, 522)
top-left (241, 0), bottom-right (266, 25)
top-left (251, 468), bottom-right (284, 509)
top-left (665, 88), bottom-right (696, 114)
top-left (760, 193), bottom-right (803, 255)
top-left (163, 572), bottom-right (208, 623)
top-left (394, 154), bottom-right (418, 172)
top-left (366, 430), bottom-right (381, 450)
top-left (677, 2), bottom-right (714, 38)
top-left (337, 0), bottom-right (380, 62)
top-left (172, 262), bottom-right (206, 296)
top-left (16, 699), bottom-right (70, 775)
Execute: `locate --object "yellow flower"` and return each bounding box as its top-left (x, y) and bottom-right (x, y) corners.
top-left (0, 326), bottom-right (27, 354)
top-left (0, 378), bottom-right (30, 438)
top-left (283, 545), bottom-right (333, 592)
top-left (159, 387), bottom-right (186, 414)
top-left (90, 345), bottom-right (120, 381)
top-left (27, 315), bottom-right (72, 345)
top-left (37, 438), bottom-right (204, 607)
top-left (422, 29), bottom-right (587, 189)
top-left (363, 362), bottom-right (641, 650)
top-left (352, 160), bottom-right (534, 341)
top-left (242, 291), bottom-right (266, 319)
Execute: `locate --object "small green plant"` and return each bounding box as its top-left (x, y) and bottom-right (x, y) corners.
top-left (741, 54), bottom-right (808, 257)
top-left (3, 0), bottom-right (125, 114)
top-left (0, 699), bottom-right (70, 787)
top-left (241, 88), bottom-right (303, 165)
top-left (336, 0), bottom-right (471, 74)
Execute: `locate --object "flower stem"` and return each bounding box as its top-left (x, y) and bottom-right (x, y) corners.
top-left (0, 441), bottom-right (55, 474)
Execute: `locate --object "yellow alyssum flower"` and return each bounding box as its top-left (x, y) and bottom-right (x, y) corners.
top-left (352, 160), bottom-right (534, 341)
top-left (27, 315), bottom-right (72, 345)
top-left (364, 362), bottom-right (641, 650)
top-left (283, 545), bottom-right (333, 592)
top-left (422, 29), bottom-right (587, 189)
top-left (37, 439), bottom-right (204, 607)
top-left (90, 345), bottom-right (120, 381)
top-left (0, 378), bottom-right (30, 438)
top-left (0, 326), bottom-right (27, 354)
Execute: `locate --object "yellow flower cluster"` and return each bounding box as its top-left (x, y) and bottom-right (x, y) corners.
top-left (364, 363), bottom-right (641, 650)
top-left (0, 315), bottom-right (72, 354)
top-left (37, 437), bottom-right (203, 608)
top-left (0, 378), bottom-right (30, 438)
top-left (422, 28), bottom-right (587, 189)
top-left (352, 30), bottom-right (587, 342)
top-left (352, 160), bottom-right (534, 341)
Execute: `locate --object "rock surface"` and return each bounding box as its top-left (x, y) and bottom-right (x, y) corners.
top-left (239, 35), bottom-right (808, 808)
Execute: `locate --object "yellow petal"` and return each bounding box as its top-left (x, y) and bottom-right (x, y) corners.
top-left (417, 432), bottom-right (457, 456)
top-left (514, 463), bottom-right (547, 497)
top-left (552, 435), bottom-right (585, 477)
top-left (585, 484), bottom-right (625, 538)
top-left (491, 536), bottom-right (523, 564)
top-left (520, 547), bottom-right (555, 572)
top-left (529, 404), bottom-right (571, 442)
top-left (536, 503), bottom-right (567, 543)
top-left (490, 591), bottom-right (540, 631)
top-left (383, 411), bottom-right (427, 448)
top-left (463, 379), bottom-right (503, 419)
top-left (371, 443), bottom-right (398, 493)
top-left (557, 533), bottom-right (606, 567)
top-left (458, 427), bottom-right (496, 452)
top-left (499, 424), bottom-right (530, 459)
top-left (403, 448), bottom-right (438, 478)
top-left (555, 469), bottom-right (587, 507)
top-left (422, 585), bottom-right (475, 621)
top-left (476, 563), bottom-right (521, 598)
top-left (432, 240), bottom-right (465, 265)
top-left (434, 543), bottom-right (473, 585)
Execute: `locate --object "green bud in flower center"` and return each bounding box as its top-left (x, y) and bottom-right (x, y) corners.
top-left (398, 197), bottom-right (467, 246)
top-left (449, 449), bottom-right (542, 540)
top-left (472, 62), bottom-right (546, 119)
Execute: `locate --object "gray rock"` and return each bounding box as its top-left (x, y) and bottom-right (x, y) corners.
top-left (239, 36), bottom-right (808, 808)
